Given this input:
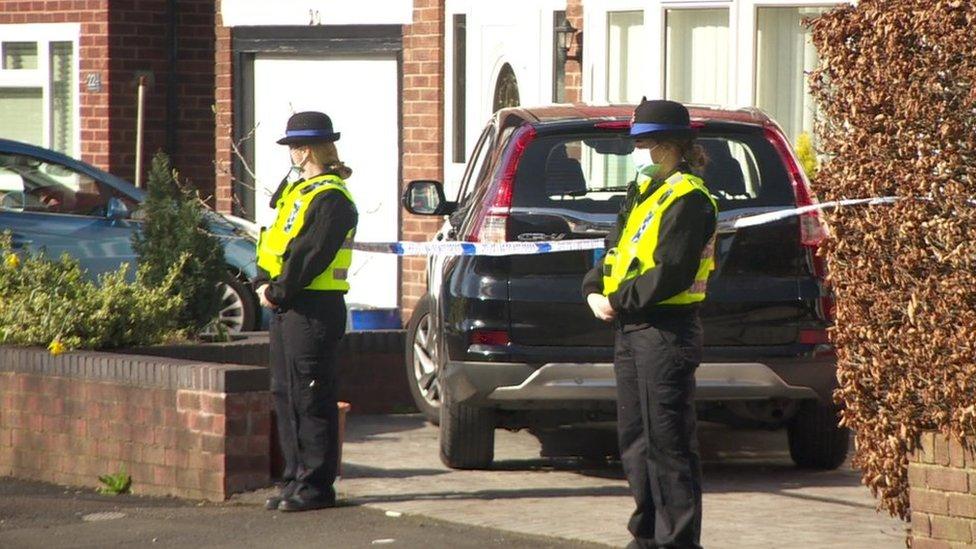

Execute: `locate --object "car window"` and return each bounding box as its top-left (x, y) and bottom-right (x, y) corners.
top-left (450, 124), bottom-right (498, 231)
top-left (0, 153), bottom-right (136, 216)
top-left (511, 129), bottom-right (795, 214)
top-left (455, 125), bottom-right (492, 204)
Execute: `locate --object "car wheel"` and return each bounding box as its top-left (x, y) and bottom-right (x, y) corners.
top-left (439, 400), bottom-right (495, 470)
top-left (787, 400), bottom-right (850, 470)
top-left (211, 275), bottom-right (257, 334)
top-left (405, 295), bottom-right (441, 424)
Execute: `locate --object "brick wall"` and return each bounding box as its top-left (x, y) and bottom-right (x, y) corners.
top-left (909, 432), bottom-right (976, 548)
top-left (0, 1), bottom-right (216, 198)
top-left (213, 0), bottom-right (234, 213)
top-left (0, 347), bottom-right (270, 501)
top-left (400, 0), bottom-right (446, 322)
top-left (106, 0), bottom-right (216, 198)
top-left (565, 0), bottom-right (583, 103)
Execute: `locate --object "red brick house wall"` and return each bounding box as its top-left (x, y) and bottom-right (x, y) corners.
top-left (212, 0), bottom-right (233, 213)
top-left (400, 0), bottom-right (446, 320)
top-left (105, 0), bottom-right (216, 197)
top-left (0, 0), bottom-right (216, 198)
top-left (565, 0), bottom-right (583, 103)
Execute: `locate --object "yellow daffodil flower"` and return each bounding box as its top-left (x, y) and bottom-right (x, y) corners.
top-left (48, 339), bottom-right (66, 356)
top-left (3, 253), bottom-right (20, 269)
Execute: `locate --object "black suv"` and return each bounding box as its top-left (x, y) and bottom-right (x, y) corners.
top-left (403, 104), bottom-right (846, 470)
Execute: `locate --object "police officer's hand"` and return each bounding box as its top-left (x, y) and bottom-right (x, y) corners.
top-left (587, 293), bottom-right (616, 322)
top-left (256, 284), bottom-right (275, 309)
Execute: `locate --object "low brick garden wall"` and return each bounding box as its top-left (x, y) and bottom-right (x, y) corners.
top-left (0, 347), bottom-right (270, 501)
top-left (131, 331), bottom-right (412, 414)
top-left (0, 331), bottom-right (410, 501)
top-left (910, 432), bottom-right (976, 548)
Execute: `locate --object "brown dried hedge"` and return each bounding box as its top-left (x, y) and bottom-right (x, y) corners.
top-left (808, 0), bottom-right (976, 519)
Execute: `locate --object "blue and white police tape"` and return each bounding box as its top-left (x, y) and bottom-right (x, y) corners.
top-left (352, 239), bottom-right (605, 257)
top-left (349, 196), bottom-right (911, 257)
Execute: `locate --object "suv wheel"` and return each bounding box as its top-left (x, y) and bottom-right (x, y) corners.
top-left (787, 400), bottom-right (850, 470)
top-left (405, 296), bottom-right (441, 424)
top-left (439, 401), bottom-right (495, 469)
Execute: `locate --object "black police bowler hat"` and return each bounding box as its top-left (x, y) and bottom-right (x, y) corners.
top-left (276, 111), bottom-right (341, 145)
top-left (630, 98), bottom-right (696, 140)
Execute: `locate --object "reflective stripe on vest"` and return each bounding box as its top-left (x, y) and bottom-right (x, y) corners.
top-left (256, 173), bottom-right (356, 292)
top-left (602, 171), bottom-right (718, 305)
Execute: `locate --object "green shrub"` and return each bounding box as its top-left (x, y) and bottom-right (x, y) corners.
top-left (0, 233), bottom-right (185, 350)
top-left (132, 152), bottom-right (226, 332)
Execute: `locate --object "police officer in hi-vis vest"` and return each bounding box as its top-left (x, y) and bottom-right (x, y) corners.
top-left (255, 111), bottom-right (358, 512)
top-left (583, 99), bottom-right (717, 548)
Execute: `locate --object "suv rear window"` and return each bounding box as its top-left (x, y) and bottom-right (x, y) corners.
top-left (511, 127), bottom-right (795, 213)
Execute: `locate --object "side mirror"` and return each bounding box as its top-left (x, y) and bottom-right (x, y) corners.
top-left (106, 197), bottom-right (131, 221)
top-left (402, 180), bottom-right (457, 216)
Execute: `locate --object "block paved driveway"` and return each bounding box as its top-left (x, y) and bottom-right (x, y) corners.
top-left (336, 414), bottom-right (906, 548)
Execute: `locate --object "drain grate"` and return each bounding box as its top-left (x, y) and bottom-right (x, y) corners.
top-left (81, 512), bottom-right (127, 522)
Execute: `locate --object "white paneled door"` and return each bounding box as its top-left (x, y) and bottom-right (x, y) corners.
top-left (252, 54), bottom-right (400, 309)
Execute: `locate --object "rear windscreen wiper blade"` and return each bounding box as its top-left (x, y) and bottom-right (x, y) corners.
top-left (553, 185), bottom-right (631, 197)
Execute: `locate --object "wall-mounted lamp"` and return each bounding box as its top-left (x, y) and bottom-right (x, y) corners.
top-left (554, 19), bottom-right (582, 64)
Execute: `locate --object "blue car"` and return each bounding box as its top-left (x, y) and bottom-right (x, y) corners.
top-left (0, 138), bottom-right (263, 333)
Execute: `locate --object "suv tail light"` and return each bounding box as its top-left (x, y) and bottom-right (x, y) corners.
top-left (765, 126), bottom-right (834, 323)
top-left (765, 126), bottom-right (827, 248)
top-left (465, 125), bottom-right (536, 243)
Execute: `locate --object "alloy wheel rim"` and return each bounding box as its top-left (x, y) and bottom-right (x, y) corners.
top-left (412, 313), bottom-right (440, 407)
top-left (201, 282), bottom-right (246, 335)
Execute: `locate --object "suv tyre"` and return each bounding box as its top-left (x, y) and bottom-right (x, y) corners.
top-left (405, 295), bottom-right (441, 424)
top-left (787, 400), bottom-right (849, 470)
top-left (439, 401), bottom-right (495, 469)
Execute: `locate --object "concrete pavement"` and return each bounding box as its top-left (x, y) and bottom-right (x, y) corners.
top-left (324, 414), bottom-right (907, 548)
top-left (0, 414), bottom-right (909, 548)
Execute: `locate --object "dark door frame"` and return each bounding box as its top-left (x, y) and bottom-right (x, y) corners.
top-left (230, 25), bottom-right (403, 221)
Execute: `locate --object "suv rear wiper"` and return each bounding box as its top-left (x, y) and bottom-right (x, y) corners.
top-left (553, 185), bottom-right (631, 197)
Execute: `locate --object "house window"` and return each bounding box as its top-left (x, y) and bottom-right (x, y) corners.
top-left (0, 25), bottom-right (79, 156)
top-left (552, 10), bottom-right (567, 103)
top-left (493, 63), bottom-right (520, 112)
top-left (665, 8), bottom-right (730, 106)
top-left (606, 11), bottom-right (645, 103)
top-left (0, 88), bottom-right (43, 145)
top-left (3, 42), bottom-right (38, 70)
top-left (755, 6), bottom-right (832, 142)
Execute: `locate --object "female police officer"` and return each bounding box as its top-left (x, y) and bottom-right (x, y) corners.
top-left (583, 99), bottom-right (717, 548)
top-left (255, 111), bottom-right (358, 512)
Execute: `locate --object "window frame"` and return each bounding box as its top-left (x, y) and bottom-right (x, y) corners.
top-left (748, 2), bottom-right (842, 141)
top-left (659, 2), bottom-right (735, 105)
top-left (0, 23), bottom-right (81, 157)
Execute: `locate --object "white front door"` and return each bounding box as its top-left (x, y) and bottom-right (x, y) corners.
top-left (252, 54), bottom-right (400, 309)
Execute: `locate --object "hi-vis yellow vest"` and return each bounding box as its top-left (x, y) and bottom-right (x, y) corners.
top-left (256, 173), bottom-right (356, 292)
top-left (602, 171), bottom-right (718, 305)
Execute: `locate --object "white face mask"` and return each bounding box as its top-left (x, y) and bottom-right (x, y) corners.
top-left (631, 144), bottom-right (661, 178)
top-left (285, 149), bottom-right (309, 181)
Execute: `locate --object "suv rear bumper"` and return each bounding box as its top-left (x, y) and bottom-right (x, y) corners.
top-left (441, 357), bottom-right (834, 408)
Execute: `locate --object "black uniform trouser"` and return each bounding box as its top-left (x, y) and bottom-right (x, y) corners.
top-left (615, 312), bottom-right (703, 549)
top-left (269, 292), bottom-right (346, 502)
